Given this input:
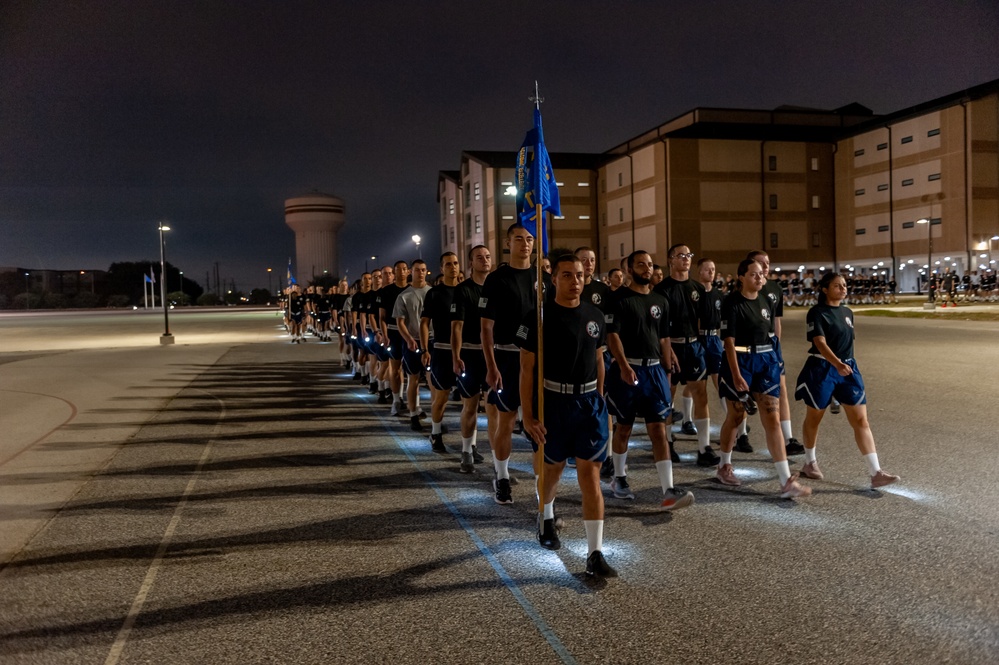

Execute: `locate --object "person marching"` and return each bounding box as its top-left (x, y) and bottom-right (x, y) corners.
top-left (793, 273), bottom-right (900, 489)
top-left (451, 245), bottom-right (492, 472)
top-left (480, 223), bottom-right (550, 505)
top-left (350, 273), bottom-right (373, 383)
top-left (605, 251), bottom-right (694, 510)
top-left (394, 260), bottom-right (432, 431)
top-left (518, 254), bottom-right (617, 578)
top-left (379, 261), bottom-right (411, 416)
top-left (287, 284), bottom-right (306, 343)
top-left (653, 244), bottom-right (720, 467)
top-left (421, 252), bottom-right (460, 453)
top-left (715, 258), bottom-right (812, 499)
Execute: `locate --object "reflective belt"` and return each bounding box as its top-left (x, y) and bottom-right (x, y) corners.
top-left (625, 357), bottom-right (660, 367)
top-left (809, 353), bottom-right (852, 362)
top-left (671, 337), bottom-right (699, 344)
top-left (433, 342), bottom-right (452, 351)
top-left (460, 343), bottom-right (483, 350)
top-left (699, 329), bottom-right (720, 336)
top-left (543, 379), bottom-right (599, 395)
top-left (734, 344), bottom-right (774, 354)
top-left (494, 343), bottom-right (519, 352)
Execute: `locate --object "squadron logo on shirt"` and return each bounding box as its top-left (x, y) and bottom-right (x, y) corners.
top-left (767, 293), bottom-right (778, 303)
top-left (450, 304), bottom-right (457, 313)
top-left (586, 321), bottom-right (600, 338)
top-left (591, 293), bottom-right (602, 305)
top-left (650, 305), bottom-right (662, 320)
top-left (715, 300), bottom-right (721, 310)
top-left (846, 317), bottom-right (854, 329)
top-left (762, 309), bottom-right (771, 321)
top-left (516, 324), bottom-right (529, 340)
top-left (690, 290), bottom-right (700, 302)
top-left (479, 297), bottom-right (488, 308)
top-left (807, 322), bottom-right (815, 332)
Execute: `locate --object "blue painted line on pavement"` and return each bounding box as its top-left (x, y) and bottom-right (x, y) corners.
top-left (354, 392), bottom-right (577, 665)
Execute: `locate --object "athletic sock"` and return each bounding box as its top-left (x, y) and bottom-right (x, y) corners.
top-left (737, 419), bottom-right (747, 436)
top-left (543, 500), bottom-right (555, 520)
top-left (864, 452), bottom-right (881, 475)
top-left (612, 452), bottom-right (628, 478)
top-left (469, 429), bottom-right (478, 448)
top-left (775, 460), bottom-right (792, 486)
top-left (682, 396), bottom-right (694, 423)
top-left (654, 459), bottom-right (674, 492)
top-left (584, 520), bottom-right (604, 555)
top-left (494, 456), bottom-right (509, 480)
top-left (805, 447), bottom-right (817, 464)
top-left (461, 435), bottom-right (473, 453)
top-left (695, 418), bottom-right (710, 451)
top-left (781, 419), bottom-right (793, 441)
top-left (431, 420), bottom-right (442, 435)
top-left (720, 450), bottom-right (732, 467)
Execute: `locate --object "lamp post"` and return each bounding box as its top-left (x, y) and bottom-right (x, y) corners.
top-left (267, 268), bottom-right (273, 297)
top-left (24, 272), bottom-right (29, 310)
top-left (412, 234), bottom-right (422, 259)
top-left (158, 223), bottom-right (174, 344)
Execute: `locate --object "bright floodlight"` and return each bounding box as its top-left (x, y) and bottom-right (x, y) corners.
top-left (159, 225), bottom-right (171, 231)
top-left (505, 185), bottom-right (518, 196)
top-left (993, 235), bottom-right (999, 241)
top-left (412, 235), bottom-right (421, 243)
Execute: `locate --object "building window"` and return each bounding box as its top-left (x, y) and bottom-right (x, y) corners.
top-left (602, 246), bottom-right (608, 260)
top-left (877, 142), bottom-right (888, 151)
top-left (449, 227), bottom-right (455, 244)
top-left (501, 215), bottom-right (514, 220)
top-left (619, 242), bottom-right (625, 256)
top-left (473, 182), bottom-right (481, 201)
top-left (928, 173), bottom-right (941, 181)
top-left (474, 215), bottom-right (481, 233)
top-left (770, 232), bottom-right (779, 249)
top-left (442, 224), bottom-right (447, 241)
top-left (465, 214), bottom-right (471, 236)
top-left (768, 156), bottom-right (777, 171)
top-left (449, 198), bottom-right (454, 214)
top-left (854, 149), bottom-right (865, 157)
top-left (811, 195), bottom-right (820, 209)
top-left (601, 212), bottom-right (607, 226)
top-left (856, 228), bottom-right (867, 235)
top-left (930, 217), bottom-right (941, 226)
top-left (878, 225), bottom-right (890, 232)
top-left (465, 183), bottom-right (470, 199)
top-left (618, 173), bottom-right (623, 187)
top-left (579, 215), bottom-right (590, 220)
top-left (900, 136), bottom-right (913, 144)
top-left (901, 178), bottom-right (914, 186)
top-left (811, 157), bottom-right (818, 171)
top-left (927, 128), bottom-right (941, 137)
top-left (769, 194), bottom-right (778, 210)
top-left (578, 182), bottom-right (590, 187)
top-left (812, 233), bottom-right (821, 248)
top-left (877, 183), bottom-right (889, 191)
top-left (618, 208), bottom-right (623, 222)
top-left (902, 221), bottom-right (915, 229)
top-left (855, 188), bottom-right (865, 196)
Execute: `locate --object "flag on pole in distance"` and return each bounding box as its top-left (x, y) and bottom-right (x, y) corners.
top-left (516, 108), bottom-right (560, 254)
top-left (286, 257), bottom-right (297, 286)
top-left (144, 274), bottom-right (153, 283)
top-left (148, 268), bottom-right (155, 283)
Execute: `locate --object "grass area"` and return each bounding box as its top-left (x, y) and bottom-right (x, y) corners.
top-left (856, 309), bottom-right (999, 321)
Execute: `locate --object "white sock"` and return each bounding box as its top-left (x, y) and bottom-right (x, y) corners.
top-left (461, 435), bottom-right (473, 453)
top-left (612, 452), bottom-right (628, 478)
top-left (432, 420), bottom-right (442, 435)
top-left (737, 419), bottom-right (747, 436)
top-left (695, 418), bottom-right (710, 451)
top-left (584, 520), bottom-right (603, 555)
top-left (655, 459), bottom-right (673, 492)
top-left (470, 429), bottom-right (478, 447)
top-left (805, 447), bottom-right (817, 464)
top-left (408, 410), bottom-right (419, 418)
top-left (543, 500), bottom-right (555, 520)
top-left (775, 460), bottom-right (792, 485)
top-left (864, 452), bottom-right (881, 475)
top-left (494, 456), bottom-right (509, 480)
top-left (682, 396), bottom-right (693, 423)
top-left (415, 392), bottom-right (421, 410)
top-left (720, 450), bottom-right (732, 467)
top-left (781, 419), bottom-right (793, 441)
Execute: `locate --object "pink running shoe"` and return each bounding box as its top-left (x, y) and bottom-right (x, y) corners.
top-left (780, 474), bottom-right (812, 499)
top-left (800, 461), bottom-right (824, 480)
top-left (870, 470), bottom-right (900, 489)
top-left (715, 464), bottom-right (741, 486)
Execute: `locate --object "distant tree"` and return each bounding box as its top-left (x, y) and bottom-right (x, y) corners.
top-left (71, 292), bottom-right (101, 308)
top-left (248, 288), bottom-right (271, 305)
top-left (13, 292), bottom-right (43, 309)
top-left (104, 261), bottom-right (203, 306)
top-left (0, 272), bottom-right (22, 305)
top-left (223, 290), bottom-right (245, 305)
top-left (43, 293), bottom-right (69, 309)
top-left (197, 293), bottom-right (221, 306)
top-left (166, 291), bottom-right (191, 306)
top-left (106, 295), bottom-right (131, 308)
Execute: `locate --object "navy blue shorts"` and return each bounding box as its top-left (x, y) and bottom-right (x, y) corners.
top-left (670, 340), bottom-right (707, 385)
top-left (718, 349), bottom-right (782, 400)
top-left (290, 313), bottom-right (303, 324)
top-left (772, 335), bottom-right (786, 376)
top-left (486, 349), bottom-right (521, 412)
top-left (429, 347), bottom-right (456, 390)
top-left (373, 340), bottom-right (391, 362)
top-left (386, 330), bottom-right (405, 361)
top-left (532, 391), bottom-right (609, 464)
top-left (702, 334), bottom-right (723, 375)
top-left (401, 345), bottom-right (425, 376)
top-left (361, 329), bottom-right (379, 355)
top-left (794, 357), bottom-right (867, 410)
top-left (456, 348), bottom-right (488, 399)
top-left (606, 362), bottom-right (672, 427)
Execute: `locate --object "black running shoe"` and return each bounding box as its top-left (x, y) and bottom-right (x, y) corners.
top-left (696, 447), bottom-right (720, 467)
top-left (599, 457), bottom-right (614, 480)
top-left (669, 440), bottom-right (680, 464)
top-left (368, 382), bottom-right (378, 394)
top-left (585, 551), bottom-right (618, 578)
top-left (681, 421), bottom-right (698, 436)
top-left (785, 437), bottom-right (805, 456)
top-left (493, 477), bottom-right (513, 504)
top-left (471, 446), bottom-right (484, 464)
top-left (352, 371), bottom-right (362, 381)
top-left (537, 515), bottom-right (561, 551)
top-left (377, 390), bottom-right (390, 404)
top-left (430, 433), bottom-right (447, 453)
top-left (671, 410), bottom-right (684, 424)
top-left (734, 434), bottom-right (754, 453)
top-left (410, 415), bottom-right (423, 432)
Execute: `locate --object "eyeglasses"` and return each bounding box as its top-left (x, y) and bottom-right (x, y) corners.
top-left (672, 253), bottom-right (695, 260)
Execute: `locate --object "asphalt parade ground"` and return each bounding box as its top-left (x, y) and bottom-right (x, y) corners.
top-left (1, 307), bottom-right (998, 664)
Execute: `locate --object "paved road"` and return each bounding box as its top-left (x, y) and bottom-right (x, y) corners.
top-left (1, 309), bottom-right (997, 664)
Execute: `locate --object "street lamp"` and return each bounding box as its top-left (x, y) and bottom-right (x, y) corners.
top-left (412, 234), bottom-right (422, 259)
top-left (158, 223), bottom-right (174, 344)
top-left (24, 272), bottom-right (29, 310)
top-left (267, 268), bottom-right (273, 296)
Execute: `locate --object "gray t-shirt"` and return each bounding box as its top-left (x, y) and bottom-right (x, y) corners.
top-left (392, 284), bottom-right (432, 339)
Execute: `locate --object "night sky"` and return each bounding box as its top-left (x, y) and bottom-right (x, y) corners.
top-left (2, 1), bottom-right (997, 292)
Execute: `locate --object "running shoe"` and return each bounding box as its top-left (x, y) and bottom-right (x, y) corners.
top-left (585, 551), bottom-right (618, 578)
top-left (471, 446), bottom-right (484, 464)
top-left (870, 470), bottom-right (900, 489)
top-left (566, 457), bottom-right (577, 469)
top-left (671, 410), bottom-right (684, 424)
top-left (779, 474), bottom-right (812, 499)
top-left (715, 463), bottom-right (741, 486)
top-left (696, 447), bottom-right (720, 467)
top-left (610, 476), bottom-right (635, 500)
top-left (829, 399), bottom-right (841, 415)
top-left (410, 415), bottom-right (423, 432)
top-left (537, 515), bottom-right (561, 551)
top-left (661, 487), bottom-right (695, 511)
top-left (599, 457), bottom-right (614, 480)
top-left (429, 433), bottom-right (447, 453)
top-left (799, 461), bottom-right (824, 480)
top-left (459, 452), bottom-right (475, 474)
top-left (681, 421), bottom-right (698, 436)
top-left (377, 390), bottom-right (390, 404)
top-left (734, 434), bottom-right (754, 453)
top-left (785, 438), bottom-right (805, 456)
top-left (493, 477), bottom-right (513, 505)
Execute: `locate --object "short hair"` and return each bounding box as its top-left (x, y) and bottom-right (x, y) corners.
top-left (506, 222), bottom-right (530, 237)
top-left (737, 258), bottom-right (760, 276)
top-left (667, 243), bottom-right (689, 259)
top-left (746, 250), bottom-right (768, 261)
top-left (361, 272), bottom-right (371, 278)
top-left (552, 254), bottom-right (581, 274)
top-left (608, 268), bottom-right (623, 277)
top-left (626, 250), bottom-right (652, 270)
top-left (574, 246), bottom-right (594, 255)
top-left (697, 257), bottom-right (715, 268)
top-left (411, 259), bottom-right (427, 268)
top-left (468, 244), bottom-right (488, 261)
top-left (394, 260), bottom-right (409, 269)
top-left (440, 251), bottom-right (458, 266)
top-left (653, 263), bottom-right (661, 271)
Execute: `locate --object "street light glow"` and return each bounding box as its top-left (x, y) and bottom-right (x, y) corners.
top-left (412, 234), bottom-right (421, 243)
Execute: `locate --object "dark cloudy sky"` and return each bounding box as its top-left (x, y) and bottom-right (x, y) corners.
top-left (2, 0), bottom-right (997, 291)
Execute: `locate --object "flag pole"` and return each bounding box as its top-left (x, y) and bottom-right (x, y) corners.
top-left (532, 81), bottom-right (545, 518)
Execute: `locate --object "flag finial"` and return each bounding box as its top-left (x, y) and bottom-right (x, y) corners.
top-left (529, 80), bottom-right (543, 110)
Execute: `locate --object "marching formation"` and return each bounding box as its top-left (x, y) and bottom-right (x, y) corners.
top-left (278, 224), bottom-right (900, 580)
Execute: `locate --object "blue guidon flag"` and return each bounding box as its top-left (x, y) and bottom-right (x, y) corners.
top-left (516, 108), bottom-right (560, 254)
top-left (286, 257), bottom-right (297, 286)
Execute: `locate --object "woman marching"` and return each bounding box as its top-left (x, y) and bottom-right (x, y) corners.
top-left (793, 273), bottom-right (900, 489)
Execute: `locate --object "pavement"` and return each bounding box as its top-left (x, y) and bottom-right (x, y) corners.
top-left (1, 308), bottom-right (998, 664)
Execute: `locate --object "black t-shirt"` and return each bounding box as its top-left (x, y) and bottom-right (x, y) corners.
top-left (354, 290), bottom-right (374, 329)
top-left (480, 265), bottom-right (550, 346)
top-left (761, 278), bottom-right (783, 317)
top-left (582, 279), bottom-right (612, 314)
top-left (699, 286), bottom-right (724, 331)
top-left (720, 291), bottom-right (775, 347)
top-left (450, 279), bottom-right (485, 345)
top-left (422, 283), bottom-right (455, 346)
top-left (515, 302), bottom-right (605, 385)
top-left (606, 288), bottom-right (670, 359)
top-left (289, 294), bottom-right (306, 315)
top-left (653, 276), bottom-right (705, 339)
top-left (807, 303), bottom-right (855, 359)
top-left (376, 283), bottom-right (406, 328)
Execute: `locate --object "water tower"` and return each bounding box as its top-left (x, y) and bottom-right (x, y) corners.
top-left (284, 193), bottom-right (345, 281)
